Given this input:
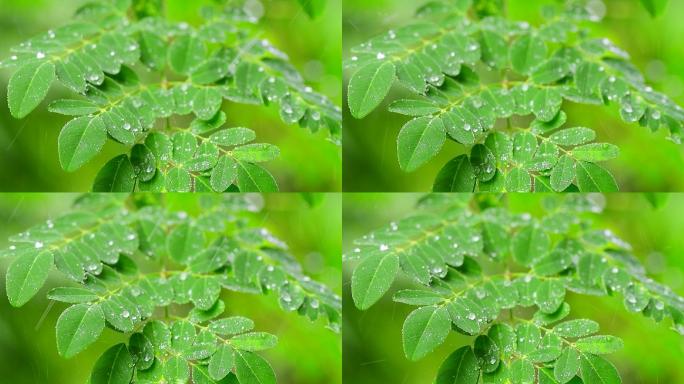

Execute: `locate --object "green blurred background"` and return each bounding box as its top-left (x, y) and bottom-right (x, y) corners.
top-left (343, 0), bottom-right (684, 192)
top-left (0, 193), bottom-right (342, 384)
top-left (0, 0), bottom-right (342, 192)
top-left (343, 193), bottom-right (684, 383)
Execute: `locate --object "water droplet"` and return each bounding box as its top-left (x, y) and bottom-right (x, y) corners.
top-left (467, 313), bottom-right (476, 321)
top-left (36, 52), bottom-right (46, 59)
top-left (122, 310), bottom-right (130, 318)
top-left (34, 241), bottom-right (44, 249)
top-left (351, 56), bottom-right (358, 61)
top-left (379, 244), bottom-right (389, 252)
top-left (652, 110), bottom-right (661, 120)
top-left (179, 272), bottom-right (189, 281)
top-left (376, 52), bottom-right (386, 60)
top-left (388, 30), bottom-right (396, 39)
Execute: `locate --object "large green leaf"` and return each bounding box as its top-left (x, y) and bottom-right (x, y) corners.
top-left (8, 61), bottom-right (56, 118)
top-left (348, 61), bottom-right (396, 118)
top-left (58, 116), bottom-right (108, 172)
top-left (402, 305), bottom-right (451, 361)
top-left (56, 303), bottom-right (105, 358)
top-left (6, 250), bottom-right (53, 307)
top-left (351, 253), bottom-right (399, 310)
top-left (579, 354), bottom-right (621, 384)
top-left (234, 350), bottom-right (276, 384)
top-left (434, 346), bottom-right (480, 384)
top-left (90, 344), bottom-right (134, 384)
top-left (397, 117), bottom-right (446, 172)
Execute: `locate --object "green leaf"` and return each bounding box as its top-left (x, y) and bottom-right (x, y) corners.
top-left (640, 0), bottom-right (669, 17)
top-left (168, 35), bottom-right (206, 75)
top-left (92, 155), bottom-right (136, 192)
top-left (56, 303), bottom-right (105, 358)
top-left (550, 155), bottom-right (576, 192)
top-left (6, 250), bottom-right (53, 307)
top-left (511, 225), bottom-right (549, 266)
top-left (402, 306), bottom-right (451, 361)
top-left (47, 287), bottom-right (98, 303)
top-left (8, 61), bottom-right (56, 118)
top-left (230, 332), bottom-right (278, 352)
top-left (470, 144), bottom-right (496, 182)
top-left (393, 290), bottom-right (445, 306)
top-left (510, 33), bottom-right (547, 75)
top-left (209, 128), bottom-right (256, 147)
top-left (167, 223), bottom-right (203, 264)
top-left (397, 117), bottom-right (446, 172)
top-left (505, 168), bottom-right (531, 192)
top-left (48, 99), bottom-right (99, 115)
top-left (433, 155), bottom-right (476, 192)
top-left (575, 336), bottom-right (624, 355)
top-left (348, 61), bottom-right (396, 118)
top-left (571, 143), bottom-right (619, 162)
top-left (211, 156), bottom-right (238, 192)
top-left (236, 162), bottom-right (278, 192)
top-left (351, 252), bottom-right (399, 310)
top-left (509, 359), bottom-right (535, 384)
top-left (58, 116), bottom-right (107, 171)
top-left (435, 346), bottom-right (480, 384)
top-left (164, 355), bottom-right (190, 383)
top-left (232, 144), bottom-right (280, 163)
top-left (209, 317), bottom-right (255, 336)
top-left (209, 345), bottom-right (235, 380)
top-left (576, 162), bottom-right (618, 192)
top-left (535, 279), bottom-right (565, 314)
top-left (234, 350), bottom-right (276, 384)
top-left (297, 0), bottom-right (326, 18)
top-left (389, 99), bottom-right (441, 116)
top-left (549, 128), bottom-right (596, 146)
top-left (553, 319), bottom-right (599, 338)
top-left (474, 335), bottom-right (500, 373)
top-left (90, 344), bottom-right (134, 384)
top-left (579, 354), bottom-right (621, 384)
top-left (554, 348), bottom-right (580, 383)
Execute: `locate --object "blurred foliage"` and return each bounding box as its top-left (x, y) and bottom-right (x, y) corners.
top-left (343, 193), bottom-right (684, 384)
top-left (0, 193), bottom-right (342, 384)
top-left (343, 0), bottom-right (684, 191)
top-left (0, 0), bottom-right (342, 192)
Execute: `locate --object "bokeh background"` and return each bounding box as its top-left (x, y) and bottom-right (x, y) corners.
top-left (343, 193), bottom-right (684, 384)
top-left (0, 192), bottom-right (342, 384)
top-left (343, 0), bottom-right (684, 192)
top-left (0, 0), bottom-right (342, 192)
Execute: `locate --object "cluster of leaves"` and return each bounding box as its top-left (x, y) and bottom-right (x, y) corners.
top-left (1, 0), bottom-right (341, 192)
top-left (345, 194), bottom-right (684, 383)
top-left (2, 194), bottom-right (341, 384)
top-left (345, 0), bottom-right (684, 192)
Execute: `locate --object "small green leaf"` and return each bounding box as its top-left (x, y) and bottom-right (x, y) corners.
top-left (553, 319), bottom-right (599, 338)
top-left (579, 354), bottom-right (621, 384)
top-left (210, 128), bottom-right (256, 147)
top-left (434, 346), bottom-right (480, 384)
top-left (505, 168), bottom-right (531, 192)
top-left (168, 35), bottom-right (206, 74)
top-left (393, 290), bottom-right (445, 306)
top-left (56, 303), bottom-right (105, 358)
top-left (230, 332), bottom-right (278, 352)
top-left (554, 348), bottom-right (580, 383)
top-left (510, 359), bottom-right (535, 384)
top-left (8, 61), bottom-right (56, 118)
top-left (575, 336), bottom-right (624, 355)
top-left (167, 223), bottom-right (203, 264)
top-left (92, 155), bottom-right (136, 192)
top-left (58, 116), bottom-right (107, 172)
top-left (470, 144), bottom-right (496, 182)
top-left (236, 162), bottom-right (278, 192)
top-left (549, 128), bottom-right (596, 146)
top-left (351, 253), bottom-right (399, 310)
top-left (6, 250), bottom-right (53, 307)
top-left (474, 335), bottom-right (500, 373)
top-left (571, 143), bottom-right (619, 162)
top-left (398, 117), bottom-right (446, 172)
top-left (47, 287), bottom-right (98, 303)
top-left (348, 61), bottom-right (396, 118)
top-left (389, 99), bottom-right (440, 116)
top-left (433, 155), bottom-right (476, 192)
top-left (209, 345), bottom-right (235, 380)
top-left (576, 162), bottom-right (618, 192)
top-left (235, 350), bottom-right (276, 384)
top-left (510, 33), bottom-right (547, 75)
top-left (90, 344), bottom-right (134, 384)
top-left (232, 144), bottom-right (280, 163)
top-left (210, 156), bottom-right (238, 192)
top-left (550, 155), bottom-right (576, 192)
top-left (402, 305), bottom-right (451, 361)
top-left (209, 317), bottom-right (255, 336)
top-left (511, 225), bottom-right (549, 266)
top-left (48, 99), bottom-right (99, 115)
